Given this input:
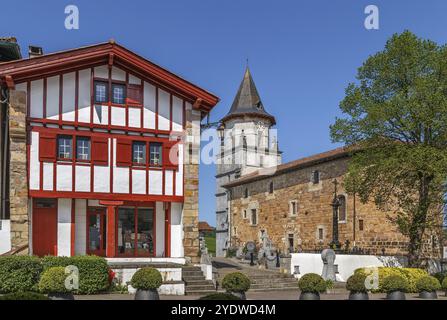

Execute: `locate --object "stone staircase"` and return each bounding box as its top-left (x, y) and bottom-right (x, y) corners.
top-left (213, 258), bottom-right (299, 292)
top-left (182, 266), bottom-right (216, 295)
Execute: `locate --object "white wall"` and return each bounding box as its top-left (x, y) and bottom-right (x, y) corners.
top-left (0, 220), bottom-right (11, 254)
top-left (290, 253), bottom-right (405, 282)
top-left (170, 202), bottom-right (183, 258)
top-left (74, 199), bottom-right (87, 255)
top-left (155, 202), bottom-right (165, 257)
top-left (57, 198), bottom-right (72, 256)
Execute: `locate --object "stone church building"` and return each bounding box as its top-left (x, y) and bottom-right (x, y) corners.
top-left (216, 68), bottom-right (442, 258)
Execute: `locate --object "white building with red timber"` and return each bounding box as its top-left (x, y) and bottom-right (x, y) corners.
top-left (0, 41), bottom-right (218, 278)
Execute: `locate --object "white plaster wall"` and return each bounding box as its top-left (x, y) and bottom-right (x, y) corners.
top-left (175, 144), bottom-right (183, 196)
top-left (94, 65), bottom-right (108, 78)
top-left (111, 66), bottom-right (125, 81)
top-left (94, 165), bottom-right (110, 193)
top-left (42, 162), bottom-right (54, 190)
top-left (74, 199), bottom-right (87, 255)
top-left (56, 165), bottom-right (72, 191)
top-left (75, 165), bottom-right (90, 192)
top-left (164, 170), bottom-right (173, 196)
top-left (30, 79), bottom-right (43, 118)
top-left (78, 69), bottom-right (91, 123)
top-left (170, 202), bottom-right (183, 258)
top-left (128, 107), bottom-right (141, 128)
top-left (111, 107), bottom-right (125, 126)
top-left (290, 253), bottom-right (405, 282)
top-left (148, 170), bottom-right (163, 195)
top-left (143, 82), bottom-right (156, 129)
top-left (93, 105), bottom-right (109, 125)
top-left (57, 198), bottom-right (72, 257)
top-left (62, 72), bottom-right (76, 121)
top-left (129, 74), bottom-right (141, 85)
top-left (0, 220), bottom-right (11, 254)
top-left (172, 96), bottom-right (183, 132)
top-left (29, 131), bottom-right (40, 190)
top-left (46, 76), bottom-right (59, 120)
top-left (156, 202), bottom-right (165, 257)
top-left (132, 169), bottom-right (146, 194)
top-left (114, 167), bottom-right (130, 193)
top-left (158, 89), bottom-right (170, 131)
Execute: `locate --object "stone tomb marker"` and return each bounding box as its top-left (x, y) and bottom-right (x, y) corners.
top-left (321, 249), bottom-right (336, 281)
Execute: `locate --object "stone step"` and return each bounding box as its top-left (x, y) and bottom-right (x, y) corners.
top-left (183, 271), bottom-right (205, 277)
top-left (185, 290), bottom-right (217, 295)
top-left (182, 267), bottom-right (202, 271)
top-left (183, 275), bottom-right (207, 281)
top-left (249, 282), bottom-right (298, 289)
top-left (184, 280), bottom-right (214, 286)
top-left (185, 285), bottom-right (216, 292)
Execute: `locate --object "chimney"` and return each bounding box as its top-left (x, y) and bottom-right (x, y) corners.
top-left (28, 45), bottom-right (43, 58)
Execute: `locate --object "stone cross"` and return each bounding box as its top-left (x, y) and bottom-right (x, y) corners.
top-left (321, 248), bottom-right (336, 281)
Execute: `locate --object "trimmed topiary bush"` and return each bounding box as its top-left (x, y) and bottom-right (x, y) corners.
top-left (382, 275), bottom-right (409, 293)
top-left (0, 291), bottom-right (49, 300)
top-left (41, 255), bottom-right (109, 294)
top-left (221, 272), bottom-right (251, 293)
top-left (130, 267), bottom-right (163, 290)
top-left (346, 273), bottom-right (368, 293)
top-left (355, 267), bottom-right (427, 293)
top-left (38, 267), bottom-right (70, 294)
top-left (442, 278), bottom-right (447, 292)
top-left (298, 273), bottom-right (327, 294)
top-left (0, 256), bottom-right (42, 293)
top-left (416, 276), bottom-right (441, 293)
top-left (199, 293), bottom-right (241, 300)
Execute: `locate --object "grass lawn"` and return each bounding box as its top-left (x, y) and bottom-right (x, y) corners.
top-left (204, 234), bottom-right (216, 256)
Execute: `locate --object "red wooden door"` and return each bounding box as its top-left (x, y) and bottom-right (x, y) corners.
top-left (87, 207), bottom-right (107, 256)
top-left (33, 199), bottom-right (57, 256)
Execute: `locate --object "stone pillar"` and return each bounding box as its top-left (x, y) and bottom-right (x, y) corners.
top-left (9, 90), bottom-right (29, 253)
top-left (182, 105), bottom-right (201, 264)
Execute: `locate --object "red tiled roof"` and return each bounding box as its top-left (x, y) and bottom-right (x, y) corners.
top-left (223, 146), bottom-right (353, 188)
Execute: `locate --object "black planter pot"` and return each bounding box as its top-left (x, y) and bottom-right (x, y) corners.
top-left (419, 291), bottom-right (437, 299)
top-left (299, 292), bottom-right (320, 300)
top-left (48, 292), bottom-right (75, 300)
top-left (135, 289), bottom-right (160, 300)
top-left (229, 291), bottom-right (246, 300)
top-left (348, 292), bottom-right (369, 300)
top-left (386, 291), bottom-right (406, 300)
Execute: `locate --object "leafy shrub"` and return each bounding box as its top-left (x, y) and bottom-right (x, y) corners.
top-left (0, 256), bottom-right (42, 293)
top-left (382, 275), bottom-right (409, 293)
top-left (442, 278), bottom-right (447, 292)
top-left (346, 273), bottom-right (368, 293)
top-left (355, 267), bottom-right (427, 293)
top-left (41, 255), bottom-right (109, 294)
top-left (222, 272), bottom-right (251, 293)
top-left (325, 279), bottom-right (334, 290)
top-left (298, 273), bottom-right (327, 294)
top-left (38, 267), bottom-right (70, 294)
top-left (415, 276), bottom-right (441, 293)
top-left (130, 267), bottom-right (163, 290)
top-left (433, 271), bottom-right (447, 284)
top-left (199, 293), bottom-right (241, 300)
top-left (0, 291), bottom-right (49, 300)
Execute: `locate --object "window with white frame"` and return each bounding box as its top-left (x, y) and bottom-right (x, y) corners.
top-left (76, 137), bottom-right (91, 161)
top-left (112, 83), bottom-right (126, 104)
top-left (132, 141), bottom-right (146, 164)
top-left (57, 136), bottom-right (72, 160)
top-left (149, 143), bottom-right (162, 166)
top-left (289, 200), bottom-right (298, 216)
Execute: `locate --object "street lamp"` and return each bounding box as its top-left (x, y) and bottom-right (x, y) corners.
top-left (330, 179), bottom-right (341, 250)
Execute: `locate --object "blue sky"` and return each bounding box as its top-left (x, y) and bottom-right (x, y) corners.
top-left (2, 0), bottom-right (447, 225)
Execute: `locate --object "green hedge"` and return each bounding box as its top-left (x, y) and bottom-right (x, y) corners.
top-left (38, 267), bottom-right (71, 294)
top-left (355, 267), bottom-right (428, 293)
top-left (298, 273), bottom-right (327, 294)
top-left (0, 256), bottom-right (42, 293)
top-left (41, 255), bottom-right (109, 294)
top-left (130, 267), bottom-right (162, 290)
top-left (222, 272), bottom-right (251, 293)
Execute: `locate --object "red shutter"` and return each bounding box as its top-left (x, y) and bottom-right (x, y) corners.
top-left (39, 132), bottom-right (56, 162)
top-left (116, 139), bottom-right (132, 167)
top-left (163, 142), bottom-right (179, 168)
top-left (127, 84), bottom-right (142, 105)
top-left (91, 137), bottom-right (109, 165)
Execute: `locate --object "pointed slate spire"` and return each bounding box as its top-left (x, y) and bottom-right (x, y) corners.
top-left (221, 67), bottom-right (275, 124)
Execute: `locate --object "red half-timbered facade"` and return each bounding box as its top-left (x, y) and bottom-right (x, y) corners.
top-left (0, 41), bottom-right (218, 259)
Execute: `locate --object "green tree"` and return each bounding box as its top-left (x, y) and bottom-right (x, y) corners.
top-left (330, 31), bottom-right (447, 266)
